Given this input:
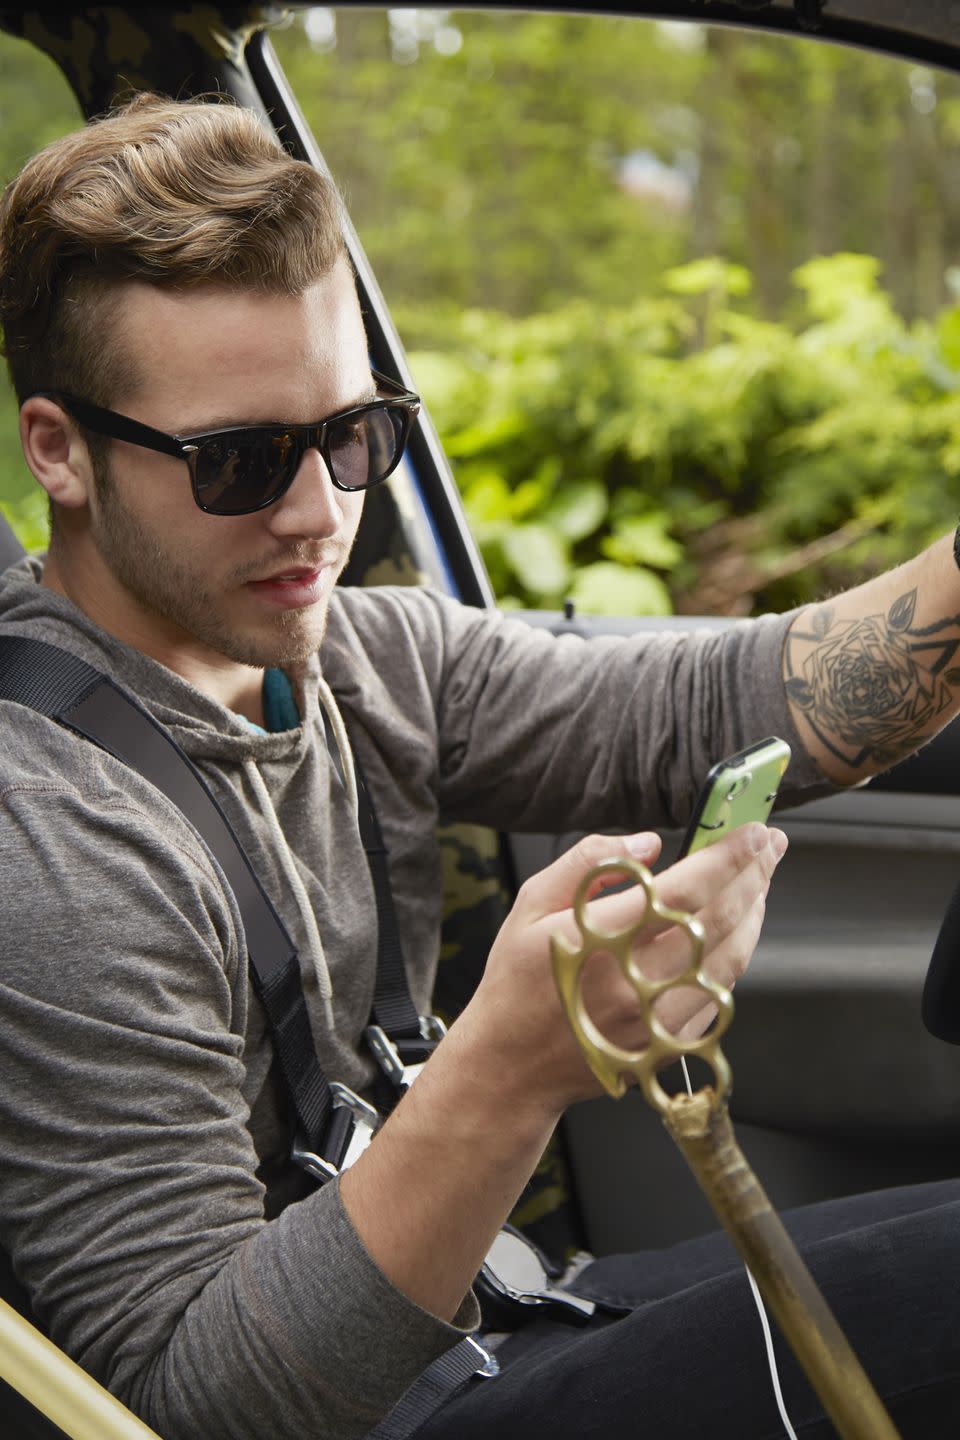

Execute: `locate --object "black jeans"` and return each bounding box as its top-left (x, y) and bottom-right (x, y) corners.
top-left (417, 1179), bottom-right (960, 1438)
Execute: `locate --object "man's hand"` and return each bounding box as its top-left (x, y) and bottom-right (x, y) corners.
top-left (468, 821), bottom-right (787, 1113)
top-left (341, 821), bottom-right (786, 1321)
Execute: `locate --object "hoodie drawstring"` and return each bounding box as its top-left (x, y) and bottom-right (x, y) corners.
top-left (242, 755), bottom-right (335, 1020)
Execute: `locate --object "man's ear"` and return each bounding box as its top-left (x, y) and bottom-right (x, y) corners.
top-left (19, 396), bottom-right (95, 510)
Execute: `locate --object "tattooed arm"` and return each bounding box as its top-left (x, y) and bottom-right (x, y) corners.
top-left (784, 533), bottom-right (960, 785)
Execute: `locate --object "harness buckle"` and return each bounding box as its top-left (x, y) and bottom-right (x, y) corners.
top-left (464, 1336), bottom-right (500, 1379)
top-left (291, 1082), bottom-right (380, 1184)
top-left (365, 1014), bottom-right (447, 1093)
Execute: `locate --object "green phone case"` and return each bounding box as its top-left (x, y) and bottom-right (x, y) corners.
top-left (681, 737), bottom-right (791, 855)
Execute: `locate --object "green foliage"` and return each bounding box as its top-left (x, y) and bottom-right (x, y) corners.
top-left (272, 10), bottom-right (960, 616)
top-left (276, 12), bottom-right (960, 325)
top-left (0, 9), bottom-right (957, 612)
top-left (277, 12), bottom-right (698, 317)
top-left (408, 254), bottom-right (960, 616)
top-left (0, 491), bottom-right (48, 554)
top-left (0, 31), bottom-right (80, 545)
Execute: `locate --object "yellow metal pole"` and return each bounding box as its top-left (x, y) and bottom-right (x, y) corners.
top-left (0, 1296), bottom-right (162, 1440)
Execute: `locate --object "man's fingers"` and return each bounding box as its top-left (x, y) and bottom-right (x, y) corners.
top-left (593, 888), bottom-right (769, 1055)
top-left (652, 837), bottom-right (777, 969)
top-left (577, 822), bottom-right (785, 944)
top-left (651, 880), bottom-right (769, 992)
top-left (515, 830), bottom-right (663, 922)
top-left (509, 825), bottom-right (783, 1077)
top-left (655, 823), bottom-right (786, 918)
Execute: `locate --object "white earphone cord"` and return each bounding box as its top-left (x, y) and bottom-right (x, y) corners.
top-left (678, 1057), bottom-right (799, 1440)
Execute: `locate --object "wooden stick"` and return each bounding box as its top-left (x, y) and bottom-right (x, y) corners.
top-left (664, 1094), bottom-right (900, 1440)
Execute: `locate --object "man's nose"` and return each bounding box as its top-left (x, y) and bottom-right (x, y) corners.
top-left (265, 445), bottom-right (346, 538)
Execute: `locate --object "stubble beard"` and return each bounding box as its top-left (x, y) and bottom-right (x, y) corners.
top-left (94, 475), bottom-right (343, 669)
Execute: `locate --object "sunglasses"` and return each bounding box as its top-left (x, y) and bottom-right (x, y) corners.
top-left (34, 370), bottom-right (421, 516)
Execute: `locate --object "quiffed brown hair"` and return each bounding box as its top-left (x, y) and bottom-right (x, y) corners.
top-left (0, 93), bottom-right (347, 408)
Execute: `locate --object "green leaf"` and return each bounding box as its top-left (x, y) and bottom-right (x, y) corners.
top-left (664, 257), bottom-right (752, 298)
top-left (792, 253), bottom-right (883, 319)
top-left (542, 480), bottom-right (608, 542)
top-left (568, 562), bottom-right (672, 617)
top-left (937, 307), bottom-right (960, 371)
top-left (462, 472), bottom-right (512, 525)
top-left (511, 478), bottom-right (550, 521)
top-left (601, 515), bottom-right (683, 569)
top-left (445, 409), bottom-right (529, 460)
top-left (0, 493), bottom-right (48, 554)
top-left (501, 524), bottom-right (571, 597)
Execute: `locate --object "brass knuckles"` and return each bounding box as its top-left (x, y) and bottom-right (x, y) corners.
top-left (551, 857), bottom-right (734, 1116)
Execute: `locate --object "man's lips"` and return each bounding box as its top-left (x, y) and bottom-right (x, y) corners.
top-left (256, 566), bottom-right (324, 584)
top-left (245, 564), bottom-right (333, 608)
top-left (245, 552), bottom-right (341, 583)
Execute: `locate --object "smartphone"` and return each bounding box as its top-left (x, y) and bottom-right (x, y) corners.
top-left (678, 736), bottom-right (791, 857)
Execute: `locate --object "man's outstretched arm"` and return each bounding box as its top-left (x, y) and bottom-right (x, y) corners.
top-left (784, 530), bottom-right (960, 785)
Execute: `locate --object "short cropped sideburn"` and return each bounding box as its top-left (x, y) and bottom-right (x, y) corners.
top-left (0, 93), bottom-right (347, 407)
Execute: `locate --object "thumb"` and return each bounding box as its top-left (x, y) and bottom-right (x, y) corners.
top-left (516, 831), bottom-right (661, 923)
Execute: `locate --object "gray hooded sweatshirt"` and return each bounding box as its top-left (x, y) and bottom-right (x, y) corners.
top-left (0, 556), bottom-right (828, 1439)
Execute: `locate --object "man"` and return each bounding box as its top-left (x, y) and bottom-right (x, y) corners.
top-left (0, 93), bottom-right (956, 1439)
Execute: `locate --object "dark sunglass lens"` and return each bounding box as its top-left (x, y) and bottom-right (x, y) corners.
top-left (193, 432), bottom-right (297, 515)
top-left (327, 408), bottom-right (404, 490)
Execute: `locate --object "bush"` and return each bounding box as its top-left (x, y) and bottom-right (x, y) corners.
top-left (402, 253), bottom-right (960, 616)
top-left (7, 252), bottom-right (957, 622)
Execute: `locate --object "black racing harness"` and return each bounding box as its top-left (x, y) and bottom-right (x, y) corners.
top-left (0, 634), bottom-right (601, 1438)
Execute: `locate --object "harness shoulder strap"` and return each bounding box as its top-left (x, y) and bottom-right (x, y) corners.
top-left (0, 634), bottom-right (332, 1152)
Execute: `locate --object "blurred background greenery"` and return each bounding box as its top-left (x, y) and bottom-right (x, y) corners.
top-left (0, 34), bottom-right (82, 550)
top-left (4, 8), bottom-right (960, 616)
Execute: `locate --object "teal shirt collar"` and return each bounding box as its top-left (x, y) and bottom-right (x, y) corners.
top-left (236, 667), bottom-right (301, 735)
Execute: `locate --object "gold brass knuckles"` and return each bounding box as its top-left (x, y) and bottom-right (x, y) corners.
top-left (551, 856), bottom-right (901, 1440)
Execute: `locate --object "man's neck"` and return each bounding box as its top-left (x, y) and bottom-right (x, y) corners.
top-left (41, 549), bottom-right (267, 725)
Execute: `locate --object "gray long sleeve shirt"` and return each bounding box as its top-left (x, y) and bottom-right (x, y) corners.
top-left (0, 557), bottom-right (830, 1439)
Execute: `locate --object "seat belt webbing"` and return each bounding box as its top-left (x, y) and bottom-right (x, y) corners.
top-left (354, 758), bottom-right (425, 1044)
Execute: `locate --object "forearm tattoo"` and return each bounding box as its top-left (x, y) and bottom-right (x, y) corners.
top-left (785, 589), bottom-right (960, 769)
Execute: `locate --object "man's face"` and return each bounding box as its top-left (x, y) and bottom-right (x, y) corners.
top-left (74, 261), bottom-right (371, 677)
